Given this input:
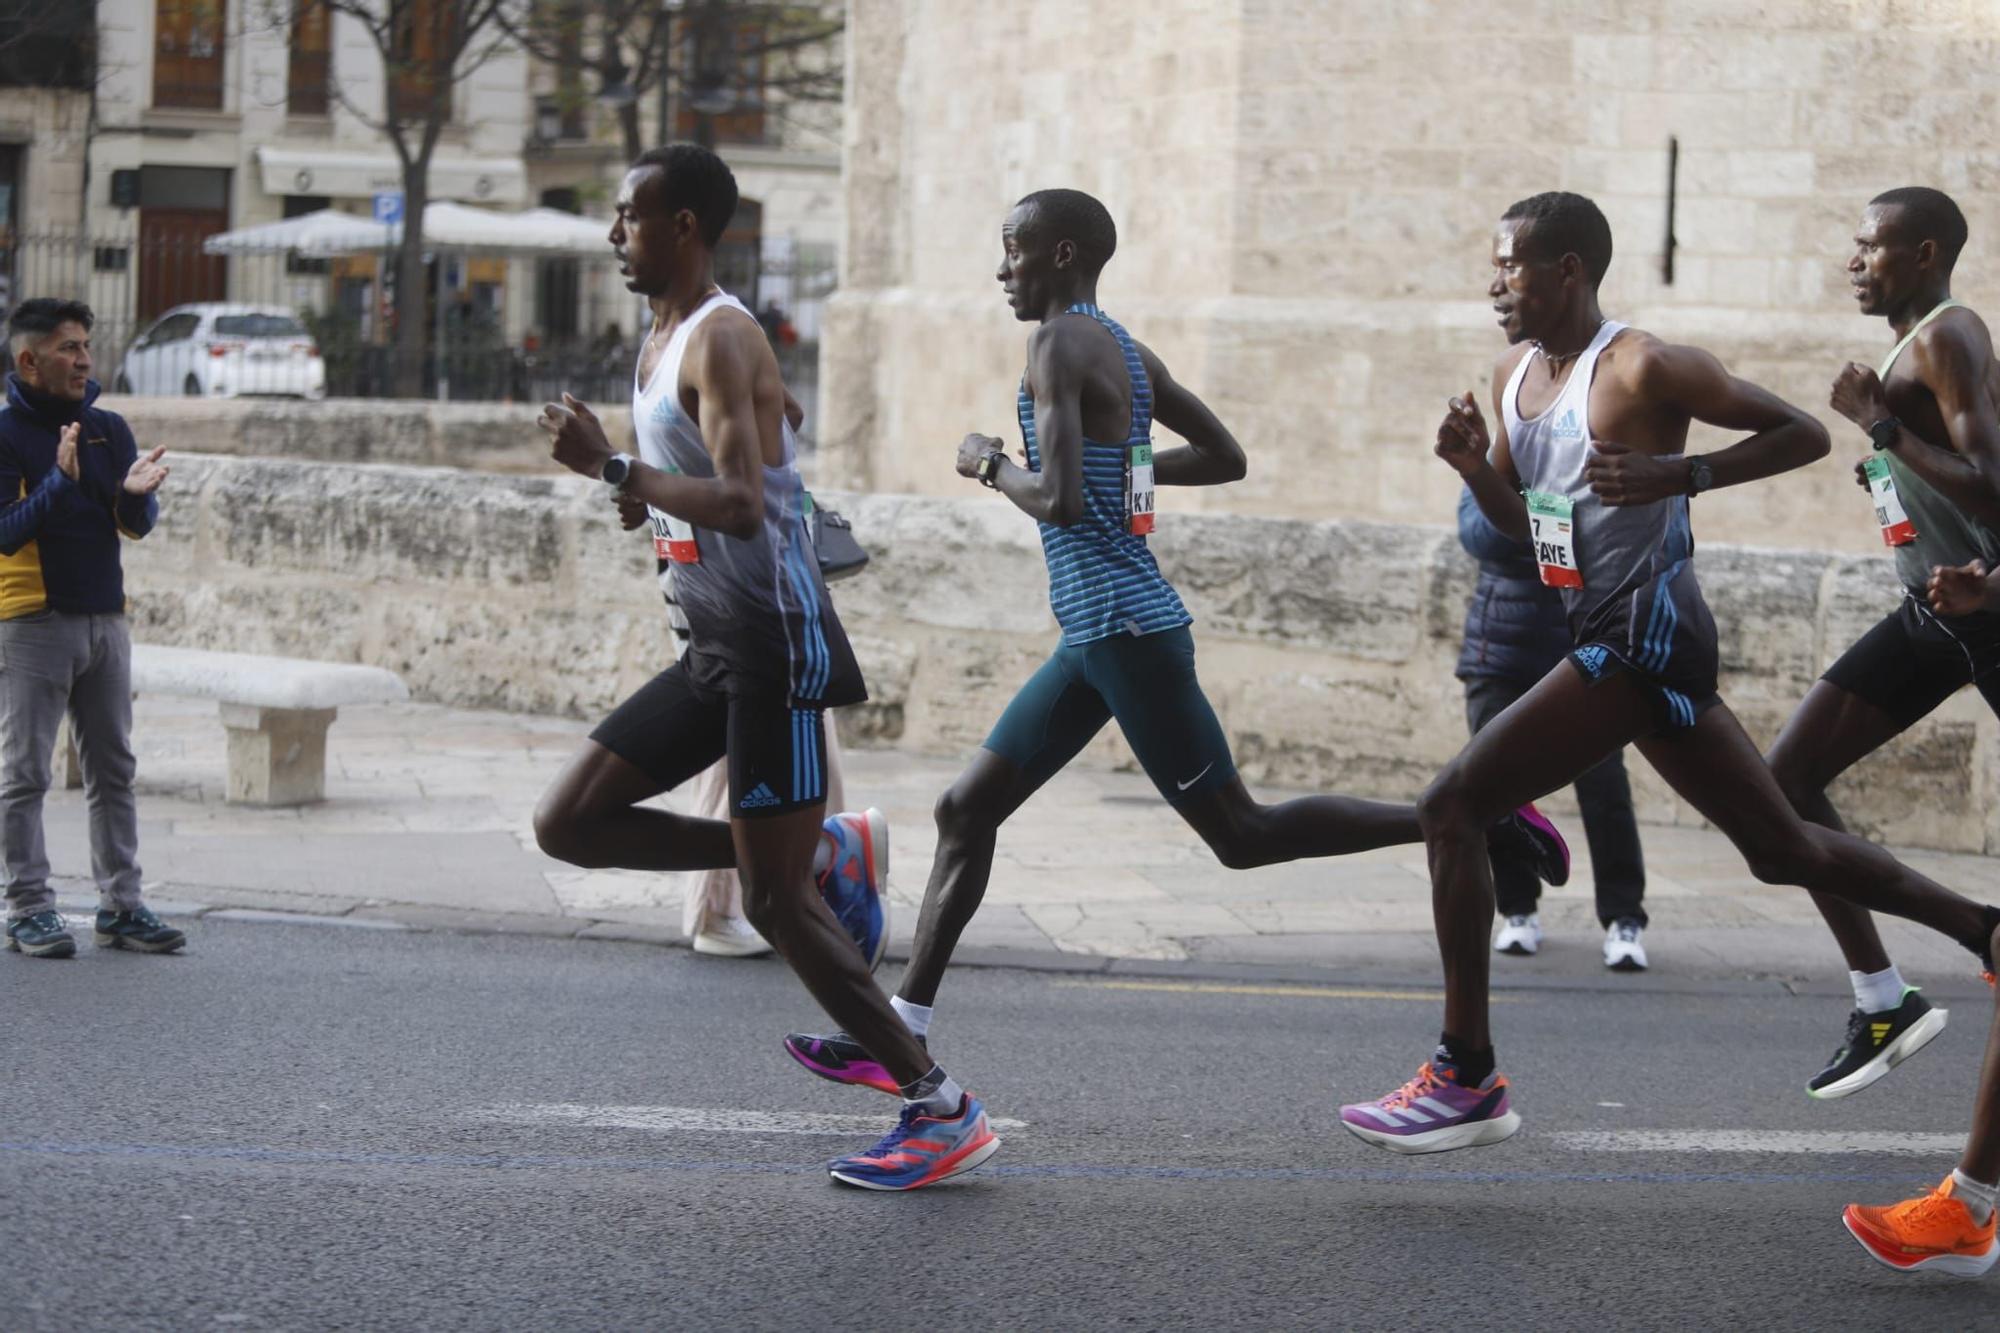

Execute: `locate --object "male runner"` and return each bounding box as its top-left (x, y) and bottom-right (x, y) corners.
top-left (782, 188), bottom-right (1567, 1094)
top-left (1763, 187), bottom-right (2000, 1099)
top-left (535, 143), bottom-right (997, 1191)
top-left (1337, 191), bottom-right (2000, 1155)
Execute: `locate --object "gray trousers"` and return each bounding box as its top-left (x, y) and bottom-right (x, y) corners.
top-left (0, 611), bottom-right (141, 919)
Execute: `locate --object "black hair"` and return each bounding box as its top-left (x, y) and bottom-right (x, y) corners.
top-left (630, 143), bottom-right (739, 247)
top-left (1015, 188), bottom-right (1118, 272)
top-left (1501, 191), bottom-right (1614, 286)
top-left (8, 297), bottom-right (92, 347)
top-left (1870, 186), bottom-right (1968, 268)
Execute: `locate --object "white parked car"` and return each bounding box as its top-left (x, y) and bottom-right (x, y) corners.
top-left (114, 304), bottom-right (326, 400)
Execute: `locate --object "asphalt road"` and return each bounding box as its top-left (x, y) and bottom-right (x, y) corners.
top-left (3, 919), bottom-right (1995, 1331)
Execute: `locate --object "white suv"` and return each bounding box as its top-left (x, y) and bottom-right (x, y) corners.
top-left (114, 303), bottom-right (327, 400)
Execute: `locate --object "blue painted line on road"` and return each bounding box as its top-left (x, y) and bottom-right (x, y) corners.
top-left (0, 1139), bottom-right (1941, 1188)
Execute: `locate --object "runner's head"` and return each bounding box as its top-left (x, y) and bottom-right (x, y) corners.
top-left (999, 189), bottom-right (1117, 323)
top-left (1850, 187), bottom-right (1966, 318)
top-left (614, 143), bottom-right (739, 297)
top-left (1489, 192), bottom-right (1613, 346)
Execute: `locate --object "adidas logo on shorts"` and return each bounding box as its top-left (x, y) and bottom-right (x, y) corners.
top-left (739, 782), bottom-right (783, 810)
top-left (1573, 644), bottom-right (1610, 679)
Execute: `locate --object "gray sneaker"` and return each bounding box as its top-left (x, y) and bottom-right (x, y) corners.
top-left (6, 909), bottom-right (77, 958)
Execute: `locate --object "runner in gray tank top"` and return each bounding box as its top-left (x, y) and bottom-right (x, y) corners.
top-left (1762, 187), bottom-right (2000, 1105)
top-left (1337, 191), bottom-right (2000, 1159)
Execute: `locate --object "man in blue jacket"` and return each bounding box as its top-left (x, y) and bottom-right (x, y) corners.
top-left (0, 298), bottom-right (179, 959)
top-left (1456, 485), bottom-right (1650, 968)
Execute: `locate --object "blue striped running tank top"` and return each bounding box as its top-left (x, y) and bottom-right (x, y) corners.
top-left (1016, 304), bottom-right (1191, 645)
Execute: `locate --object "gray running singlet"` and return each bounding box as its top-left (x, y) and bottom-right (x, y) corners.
top-left (631, 290), bottom-right (863, 706)
top-left (1876, 299), bottom-right (2000, 593)
top-left (1503, 320), bottom-right (1719, 725)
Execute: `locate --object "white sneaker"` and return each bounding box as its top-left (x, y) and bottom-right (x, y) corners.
top-left (1493, 914), bottom-right (1543, 956)
top-left (1603, 919), bottom-right (1648, 971)
top-left (692, 915), bottom-right (774, 958)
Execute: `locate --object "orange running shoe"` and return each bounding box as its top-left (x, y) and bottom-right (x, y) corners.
top-left (1844, 1175), bottom-right (1998, 1276)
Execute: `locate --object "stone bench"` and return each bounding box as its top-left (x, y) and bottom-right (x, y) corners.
top-left (124, 645), bottom-right (410, 806)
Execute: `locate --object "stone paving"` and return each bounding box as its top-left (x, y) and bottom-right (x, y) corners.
top-left (36, 696), bottom-right (2000, 994)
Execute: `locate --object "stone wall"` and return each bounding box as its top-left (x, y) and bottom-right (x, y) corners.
top-left (823, 0), bottom-right (2000, 556)
top-left (126, 452), bottom-right (2000, 855)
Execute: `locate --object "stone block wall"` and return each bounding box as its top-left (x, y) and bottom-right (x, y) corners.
top-left (125, 452), bottom-right (2000, 855)
top-left (824, 0), bottom-right (2000, 554)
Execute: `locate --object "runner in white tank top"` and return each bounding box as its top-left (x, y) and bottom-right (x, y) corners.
top-left (533, 143), bottom-right (1000, 1194)
top-left (1340, 191), bottom-right (2000, 1164)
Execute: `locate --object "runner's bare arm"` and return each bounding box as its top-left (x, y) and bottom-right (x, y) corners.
top-left (1432, 361), bottom-right (1529, 542)
top-left (1133, 343), bottom-right (1247, 486)
top-left (539, 317), bottom-right (773, 540)
top-left (1588, 341), bottom-right (1828, 505)
top-left (1875, 318), bottom-right (2000, 526)
top-left (957, 322), bottom-right (1086, 527)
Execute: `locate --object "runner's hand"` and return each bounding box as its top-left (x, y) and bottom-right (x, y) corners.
top-left (1584, 440), bottom-right (1687, 506)
top-left (957, 432), bottom-right (1004, 479)
top-left (540, 392), bottom-right (614, 479)
top-left (1830, 362), bottom-right (1889, 429)
top-left (1853, 457), bottom-right (1872, 489)
top-left (614, 491), bottom-right (648, 531)
top-left (122, 444), bottom-right (167, 495)
top-left (1434, 391), bottom-right (1490, 476)
top-left (55, 422), bottom-right (79, 480)
top-left (1928, 560), bottom-right (1991, 617)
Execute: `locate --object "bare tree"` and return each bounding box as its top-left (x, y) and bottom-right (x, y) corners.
top-left (504, 1), bottom-right (841, 163)
top-left (267, 1), bottom-right (526, 396)
top-left (0, 3), bottom-right (97, 78)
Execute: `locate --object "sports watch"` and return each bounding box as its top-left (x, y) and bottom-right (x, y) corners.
top-left (601, 452), bottom-right (638, 490)
top-left (1686, 456), bottom-right (1714, 496)
top-left (975, 450), bottom-right (1005, 488)
top-left (1867, 416), bottom-right (1903, 452)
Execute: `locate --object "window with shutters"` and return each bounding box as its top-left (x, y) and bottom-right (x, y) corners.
top-left (288, 3), bottom-right (332, 117)
top-left (154, 0), bottom-right (226, 111)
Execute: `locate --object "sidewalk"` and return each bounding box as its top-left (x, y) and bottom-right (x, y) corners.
top-left (37, 697), bottom-right (2000, 996)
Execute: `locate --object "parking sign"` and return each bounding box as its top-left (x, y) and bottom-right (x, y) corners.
top-left (372, 192), bottom-right (404, 225)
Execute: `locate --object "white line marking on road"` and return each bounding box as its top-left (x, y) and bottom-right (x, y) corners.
top-left (1056, 979), bottom-right (1520, 1004)
top-left (1551, 1130), bottom-right (1965, 1156)
top-left (473, 1103), bottom-right (1029, 1135)
top-left (1595, 1102), bottom-right (1626, 1108)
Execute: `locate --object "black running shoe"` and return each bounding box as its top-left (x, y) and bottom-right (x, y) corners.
top-left (94, 906), bottom-right (186, 954)
top-left (783, 1030), bottom-right (924, 1095)
top-left (1808, 989), bottom-right (1948, 1099)
top-left (1485, 803), bottom-right (1571, 887)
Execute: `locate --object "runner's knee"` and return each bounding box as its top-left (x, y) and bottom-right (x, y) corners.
top-left (1416, 765), bottom-right (1483, 836)
top-left (532, 792), bottom-right (591, 865)
top-left (1741, 828), bottom-right (1820, 887)
top-left (934, 782), bottom-right (997, 844)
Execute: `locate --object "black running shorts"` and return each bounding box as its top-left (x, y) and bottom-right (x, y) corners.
top-left (1822, 594), bottom-right (2000, 729)
top-left (590, 662), bottom-right (828, 819)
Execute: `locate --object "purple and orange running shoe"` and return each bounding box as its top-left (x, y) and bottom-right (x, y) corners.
top-left (1340, 1060), bottom-right (1522, 1155)
top-left (827, 1094), bottom-right (1000, 1191)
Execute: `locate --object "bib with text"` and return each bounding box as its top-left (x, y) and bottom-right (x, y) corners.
top-left (649, 506), bottom-right (699, 563)
top-left (1126, 441), bottom-right (1156, 535)
top-left (1526, 490), bottom-right (1582, 588)
top-left (1862, 455), bottom-right (1917, 547)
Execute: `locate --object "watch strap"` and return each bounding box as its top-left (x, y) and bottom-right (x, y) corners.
top-left (1868, 416), bottom-right (1902, 451)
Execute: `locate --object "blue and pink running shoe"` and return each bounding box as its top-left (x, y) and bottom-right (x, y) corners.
top-left (783, 1029), bottom-right (918, 1095)
top-left (827, 1094), bottom-right (1000, 1191)
top-left (1501, 802), bottom-right (1570, 887)
top-left (1340, 1060), bottom-right (1522, 1155)
top-left (819, 807), bottom-right (890, 971)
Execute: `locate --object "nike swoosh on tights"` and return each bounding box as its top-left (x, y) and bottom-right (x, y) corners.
top-left (1176, 763), bottom-right (1215, 792)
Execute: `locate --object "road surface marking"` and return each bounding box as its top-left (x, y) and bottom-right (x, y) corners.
top-left (1550, 1130), bottom-right (1964, 1156)
top-left (472, 1103), bottom-right (1030, 1135)
top-left (1056, 979), bottom-right (1519, 1003)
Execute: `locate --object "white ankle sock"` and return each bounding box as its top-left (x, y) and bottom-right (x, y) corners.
top-left (1850, 965), bottom-right (1906, 1015)
top-left (901, 1069), bottom-right (963, 1117)
top-left (890, 995), bottom-right (932, 1038)
top-left (812, 832), bottom-right (834, 877)
top-left (1953, 1168), bottom-right (1998, 1223)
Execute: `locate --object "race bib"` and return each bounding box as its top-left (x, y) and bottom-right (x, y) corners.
top-left (1525, 490), bottom-right (1583, 589)
top-left (649, 506), bottom-right (699, 564)
top-left (1862, 455), bottom-right (1917, 547)
top-left (1127, 441), bottom-right (1155, 535)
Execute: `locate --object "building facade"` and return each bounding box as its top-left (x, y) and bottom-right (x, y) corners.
top-left (824, 0), bottom-right (2000, 555)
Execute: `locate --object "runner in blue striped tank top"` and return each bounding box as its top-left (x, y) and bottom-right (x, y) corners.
top-left (784, 190), bottom-right (1569, 1082)
top-left (1341, 191), bottom-right (2000, 1162)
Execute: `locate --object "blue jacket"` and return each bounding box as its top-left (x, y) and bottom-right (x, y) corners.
top-left (0, 375), bottom-right (156, 617)
top-left (1455, 486), bottom-right (1572, 683)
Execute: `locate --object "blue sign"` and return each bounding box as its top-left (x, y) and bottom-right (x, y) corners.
top-left (372, 192), bottom-right (404, 225)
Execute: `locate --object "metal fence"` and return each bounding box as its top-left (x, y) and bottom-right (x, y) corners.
top-left (1, 229), bottom-right (832, 423)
